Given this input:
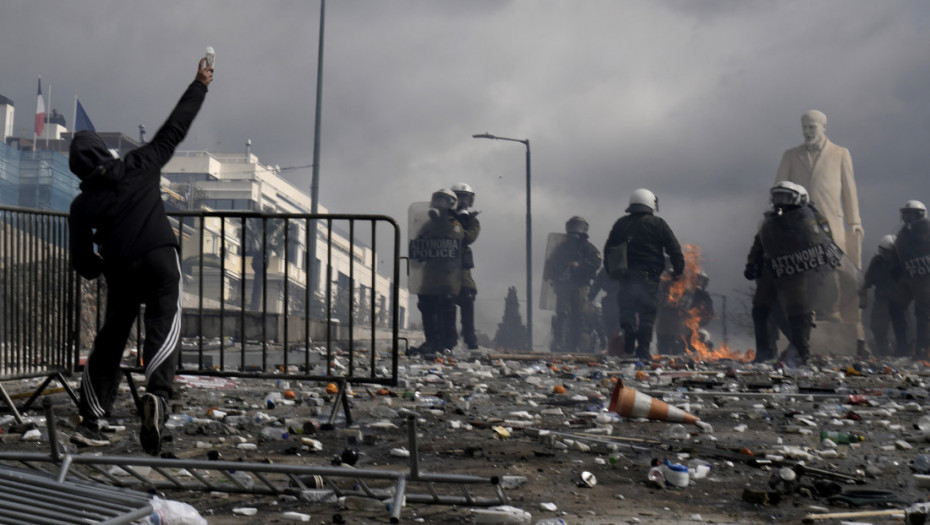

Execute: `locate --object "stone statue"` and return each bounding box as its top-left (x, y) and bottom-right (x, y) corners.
top-left (774, 110), bottom-right (864, 351)
top-left (775, 110), bottom-right (863, 266)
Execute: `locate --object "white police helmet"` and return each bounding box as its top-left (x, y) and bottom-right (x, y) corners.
top-left (878, 234), bottom-right (897, 251)
top-left (901, 200), bottom-right (927, 223)
top-left (450, 182), bottom-right (474, 209)
top-left (770, 181), bottom-right (808, 207)
top-left (627, 188), bottom-right (658, 213)
top-left (430, 188), bottom-right (458, 210)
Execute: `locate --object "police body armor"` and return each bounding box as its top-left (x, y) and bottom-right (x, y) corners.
top-left (896, 217), bottom-right (930, 278)
top-left (407, 202), bottom-right (463, 295)
top-left (759, 206), bottom-right (842, 279)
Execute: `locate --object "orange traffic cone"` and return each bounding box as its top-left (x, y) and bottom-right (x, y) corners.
top-left (608, 379), bottom-right (699, 424)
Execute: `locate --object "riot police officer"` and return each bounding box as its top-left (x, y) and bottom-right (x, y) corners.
top-left (744, 181), bottom-right (841, 365)
top-left (860, 234), bottom-right (908, 356)
top-left (894, 200), bottom-right (930, 358)
top-left (543, 216), bottom-right (602, 353)
top-left (604, 189), bottom-right (684, 359)
top-left (408, 189), bottom-right (464, 355)
top-left (451, 183), bottom-right (481, 350)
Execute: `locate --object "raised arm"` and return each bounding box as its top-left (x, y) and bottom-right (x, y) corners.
top-left (125, 58), bottom-right (213, 174)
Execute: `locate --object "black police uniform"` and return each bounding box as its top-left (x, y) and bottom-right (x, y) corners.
top-left (895, 217), bottom-right (930, 357)
top-left (454, 211), bottom-right (480, 349)
top-left (413, 210), bottom-right (464, 352)
top-left (604, 209), bottom-right (684, 358)
top-left (543, 232), bottom-right (601, 353)
top-left (861, 249), bottom-right (908, 356)
top-left (745, 204), bottom-right (841, 364)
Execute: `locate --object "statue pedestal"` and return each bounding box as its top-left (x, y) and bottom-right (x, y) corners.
top-left (810, 320), bottom-right (863, 356)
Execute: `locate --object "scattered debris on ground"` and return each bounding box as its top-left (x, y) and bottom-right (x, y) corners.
top-left (4, 345), bottom-right (930, 524)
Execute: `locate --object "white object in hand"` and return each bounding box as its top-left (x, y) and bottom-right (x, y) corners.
top-left (205, 46), bottom-right (215, 67)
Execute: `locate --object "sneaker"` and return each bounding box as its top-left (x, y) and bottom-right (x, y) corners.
top-left (140, 393), bottom-right (164, 456)
top-left (70, 421), bottom-right (111, 447)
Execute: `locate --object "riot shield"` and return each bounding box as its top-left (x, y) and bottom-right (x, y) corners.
top-left (407, 202), bottom-right (462, 296)
top-left (539, 232), bottom-right (568, 311)
top-left (806, 242), bottom-right (857, 318)
top-left (897, 218), bottom-right (930, 278)
top-left (759, 206), bottom-right (862, 332)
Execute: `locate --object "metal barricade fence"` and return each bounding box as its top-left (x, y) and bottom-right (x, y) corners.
top-left (0, 206), bottom-right (79, 421)
top-left (163, 210), bottom-right (402, 387)
top-left (1, 206), bottom-right (403, 419)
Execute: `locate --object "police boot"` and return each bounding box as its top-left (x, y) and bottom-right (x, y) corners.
top-left (787, 314), bottom-right (813, 365)
top-left (621, 325), bottom-right (636, 355)
top-left (752, 307), bottom-right (773, 363)
top-left (635, 330), bottom-right (653, 360)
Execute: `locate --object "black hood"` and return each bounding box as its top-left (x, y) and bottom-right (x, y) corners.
top-left (69, 130), bottom-right (113, 180)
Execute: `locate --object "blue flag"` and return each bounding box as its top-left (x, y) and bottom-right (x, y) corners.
top-left (75, 99), bottom-right (95, 132)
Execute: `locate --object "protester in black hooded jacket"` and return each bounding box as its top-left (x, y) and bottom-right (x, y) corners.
top-left (67, 57), bottom-right (213, 454)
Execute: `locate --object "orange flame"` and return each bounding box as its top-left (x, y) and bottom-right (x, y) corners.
top-left (663, 245), bottom-right (702, 304)
top-left (663, 244), bottom-right (754, 362)
top-left (682, 305), bottom-right (754, 362)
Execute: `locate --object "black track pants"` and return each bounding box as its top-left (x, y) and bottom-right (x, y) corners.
top-left (79, 246), bottom-right (181, 421)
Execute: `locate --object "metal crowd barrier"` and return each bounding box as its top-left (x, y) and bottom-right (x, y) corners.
top-left (165, 211), bottom-right (402, 387)
top-left (0, 400), bottom-right (506, 524)
top-left (0, 464), bottom-right (153, 525)
top-left (1, 206), bottom-right (404, 422)
top-left (0, 206), bottom-right (79, 424)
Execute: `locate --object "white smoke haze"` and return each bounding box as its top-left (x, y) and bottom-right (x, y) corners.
top-left (3, 1), bottom-right (930, 347)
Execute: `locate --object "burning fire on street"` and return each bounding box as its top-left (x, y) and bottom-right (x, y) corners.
top-left (662, 244), bottom-right (755, 362)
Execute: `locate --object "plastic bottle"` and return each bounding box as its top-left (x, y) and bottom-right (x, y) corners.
top-left (144, 496), bottom-right (208, 525)
top-left (259, 427), bottom-right (290, 441)
top-left (415, 395), bottom-right (445, 408)
top-left (820, 430), bottom-right (865, 444)
top-left (264, 392), bottom-right (280, 409)
top-left (228, 470), bottom-right (255, 490)
top-left (252, 411), bottom-right (274, 424)
top-left (663, 424), bottom-right (689, 441)
top-left (164, 414), bottom-right (193, 430)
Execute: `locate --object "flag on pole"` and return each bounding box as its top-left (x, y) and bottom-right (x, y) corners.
top-left (75, 98), bottom-right (96, 132)
top-left (35, 77), bottom-right (46, 136)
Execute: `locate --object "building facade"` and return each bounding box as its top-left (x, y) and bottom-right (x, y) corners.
top-left (0, 91), bottom-right (406, 331)
top-left (162, 149), bottom-right (407, 331)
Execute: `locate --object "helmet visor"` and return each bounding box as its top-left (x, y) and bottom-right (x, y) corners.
top-left (454, 192), bottom-right (474, 209)
top-left (431, 194), bottom-right (455, 209)
top-left (902, 209), bottom-right (926, 223)
top-left (771, 189), bottom-right (798, 207)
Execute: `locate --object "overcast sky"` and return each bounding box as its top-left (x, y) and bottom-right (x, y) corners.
top-left (4, 1), bottom-right (930, 349)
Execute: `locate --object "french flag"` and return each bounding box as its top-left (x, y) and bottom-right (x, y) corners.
top-left (35, 77), bottom-right (45, 137)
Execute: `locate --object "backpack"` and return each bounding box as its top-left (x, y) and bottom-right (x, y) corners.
top-left (605, 218), bottom-right (639, 280)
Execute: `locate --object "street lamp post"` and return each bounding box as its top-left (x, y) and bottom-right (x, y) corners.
top-left (473, 133), bottom-right (533, 351)
top-left (308, 0), bottom-right (325, 314)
